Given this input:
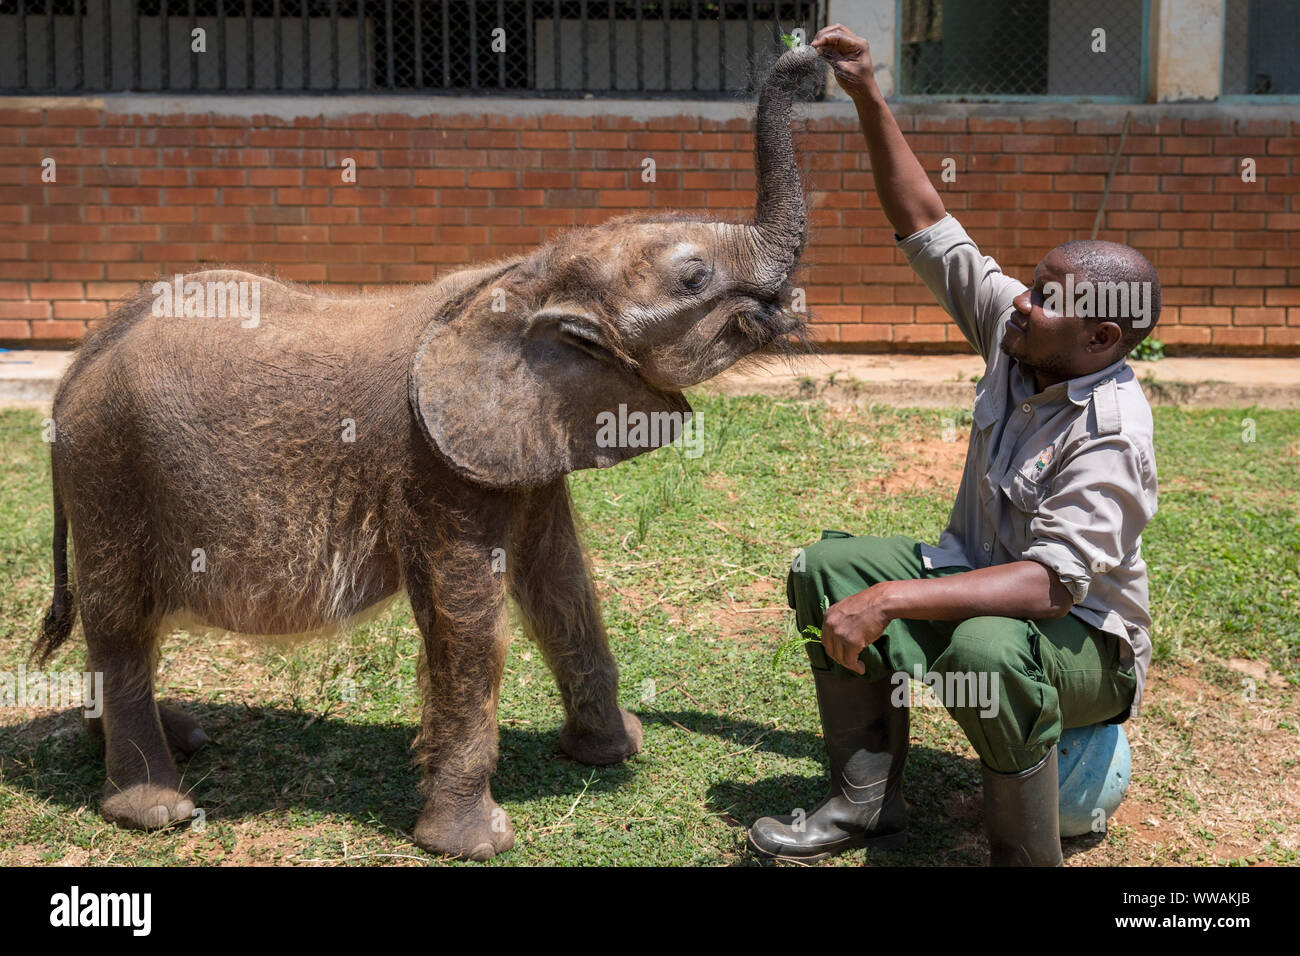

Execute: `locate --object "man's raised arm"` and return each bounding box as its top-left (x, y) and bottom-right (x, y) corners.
top-left (812, 23), bottom-right (946, 239)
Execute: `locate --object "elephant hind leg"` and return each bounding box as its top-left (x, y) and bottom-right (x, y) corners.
top-left (507, 480), bottom-right (642, 766)
top-left (77, 564), bottom-right (195, 830)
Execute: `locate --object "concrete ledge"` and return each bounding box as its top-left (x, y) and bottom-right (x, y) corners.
top-left (2, 94), bottom-right (1297, 124)
top-left (699, 354), bottom-right (1300, 409)
top-left (6, 350), bottom-right (1300, 410)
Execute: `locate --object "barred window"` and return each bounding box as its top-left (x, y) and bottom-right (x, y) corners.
top-left (1222, 0), bottom-right (1300, 96)
top-left (898, 0), bottom-right (1148, 101)
top-left (0, 0), bottom-right (827, 96)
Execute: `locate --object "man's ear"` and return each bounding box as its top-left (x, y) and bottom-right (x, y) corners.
top-left (410, 276), bottom-right (692, 490)
top-left (1087, 320), bottom-right (1124, 352)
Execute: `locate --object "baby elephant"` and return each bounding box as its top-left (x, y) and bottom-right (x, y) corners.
top-left (34, 47), bottom-right (821, 860)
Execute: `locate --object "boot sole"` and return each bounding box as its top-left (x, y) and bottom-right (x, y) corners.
top-left (747, 828), bottom-right (907, 863)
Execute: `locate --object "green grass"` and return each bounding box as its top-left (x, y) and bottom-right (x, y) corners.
top-left (0, 399), bottom-right (1297, 866)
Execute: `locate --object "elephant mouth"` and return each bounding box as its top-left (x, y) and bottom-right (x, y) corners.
top-left (714, 295), bottom-right (812, 357)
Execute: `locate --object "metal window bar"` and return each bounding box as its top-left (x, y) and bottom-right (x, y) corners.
top-left (103, 0), bottom-right (111, 87)
top-left (73, 0), bottom-right (83, 88)
top-left (44, 0), bottom-right (53, 87)
top-left (217, 0), bottom-right (225, 88)
top-left (526, 0), bottom-right (535, 91)
top-left (470, 0), bottom-right (479, 89)
top-left (300, 0), bottom-right (308, 89)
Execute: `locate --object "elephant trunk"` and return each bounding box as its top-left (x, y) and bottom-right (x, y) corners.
top-left (749, 45), bottom-right (822, 294)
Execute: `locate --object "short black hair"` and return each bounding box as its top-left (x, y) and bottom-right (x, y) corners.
top-left (1053, 240), bottom-right (1161, 354)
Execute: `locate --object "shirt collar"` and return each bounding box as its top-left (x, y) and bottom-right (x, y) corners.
top-left (1013, 355), bottom-right (1130, 407)
top-left (1066, 355), bottom-right (1130, 406)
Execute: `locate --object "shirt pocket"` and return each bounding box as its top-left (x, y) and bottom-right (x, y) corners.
top-left (998, 465), bottom-right (1051, 551)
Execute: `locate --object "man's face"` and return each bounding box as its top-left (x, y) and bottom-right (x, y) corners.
top-left (1002, 248), bottom-right (1110, 382)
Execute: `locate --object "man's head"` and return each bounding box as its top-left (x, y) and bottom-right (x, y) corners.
top-left (1002, 240), bottom-right (1161, 384)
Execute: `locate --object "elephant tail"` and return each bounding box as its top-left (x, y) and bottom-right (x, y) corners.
top-left (33, 482), bottom-right (77, 667)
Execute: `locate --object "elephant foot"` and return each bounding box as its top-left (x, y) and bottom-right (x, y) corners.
top-left (158, 704), bottom-right (210, 759)
top-left (413, 791), bottom-right (514, 861)
top-left (85, 704), bottom-right (209, 762)
top-left (101, 781), bottom-right (196, 830)
top-left (559, 707), bottom-right (643, 765)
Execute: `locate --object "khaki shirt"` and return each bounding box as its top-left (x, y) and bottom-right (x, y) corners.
top-left (898, 215), bottom-right (1156, 719)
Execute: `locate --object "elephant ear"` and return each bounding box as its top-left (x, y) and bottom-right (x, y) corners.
top-left (410, 273), bottom-right (693, 490)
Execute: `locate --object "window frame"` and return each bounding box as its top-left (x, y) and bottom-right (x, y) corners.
top-left (889, 0), bottom-right (1151, 104)
top-left (1218, 0), bottom-right (1300, 103)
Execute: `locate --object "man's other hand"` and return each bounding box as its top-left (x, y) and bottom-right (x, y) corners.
top-left (812, 23), bottom-right (877, 100)
top-left (820, 583), bottom-right (894, 674)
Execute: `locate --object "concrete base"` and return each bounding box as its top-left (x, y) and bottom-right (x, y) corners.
top-left (5, 349), bottom-right (1300, 409)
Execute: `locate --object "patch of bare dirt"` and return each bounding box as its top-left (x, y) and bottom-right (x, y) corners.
top-left (1076, 656), bottom-right (1300, 865)
top-left (872, 439), bottom-right (968, 495)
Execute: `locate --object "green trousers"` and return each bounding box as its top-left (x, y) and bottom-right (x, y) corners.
top-left (788, 532), bottom-right (1138, 773)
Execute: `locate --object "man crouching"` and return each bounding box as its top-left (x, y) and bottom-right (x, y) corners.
top-left (748, 24), bottom-right (1158, 867)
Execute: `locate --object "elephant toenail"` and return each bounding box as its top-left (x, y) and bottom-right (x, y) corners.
top-left (145, 805), bottom-right (170, 828)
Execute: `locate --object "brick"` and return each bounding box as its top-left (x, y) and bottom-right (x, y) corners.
top-left (839, 324), bottom-right (894, 343)
top-left (805, 305), bottom-right (858, 326)
top-left (30, 320), bottom-right (85, 338)
top-left (46, 109), bottom-right (101, 127)
top-left (0, 300), bottom-right (50, 319)
top-left (1212, 287), bottom-right (1264, 306)
top-left (29, 281), bottom-right (84, 299)
top-left (50, 263), bottom-right (105, 280)
top-left (1003, 133), bottom-right (1055, 152)
top-left (467, 171), bottom-right (519, 188)
top-left (1232, 307), bottom-right (1286, 326)
top-left (807, 323), bottom-right (840, 343)
top-left (53, 301), bottom-right (107, 319)
top-left (1265, 288), bottom-right (1300, 306)
top-left (1264, 327), bottom-right (1300, 346)
top-left (0, 109), bottom-right (43, 125)
top-left (1211, 327), bottom-right (1264, 347)
top-left (1021, 154), bottom-right (1072, 173)
top-left (968, 118), bottom-right (1020, 134)
top-left (894, 324), bottom-right (945, 343)
top-left (1178, 307), bottom-right (1232, 326)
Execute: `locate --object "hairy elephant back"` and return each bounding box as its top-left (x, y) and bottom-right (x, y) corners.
top-left (48, 270), bottom-right (452, 637)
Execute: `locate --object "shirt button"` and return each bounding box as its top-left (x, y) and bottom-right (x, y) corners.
top-left (982, 542), bottom-right (991, 552)
top-left (1021, 402), bottom-right (1032, 414)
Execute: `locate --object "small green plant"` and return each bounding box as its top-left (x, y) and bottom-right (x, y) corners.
top-left (781, 33), bottom-right (801, 50)
top-left (1131, 338), bottom-right (1165, 362)
top-left (772, 596), bottom-right (828, 673)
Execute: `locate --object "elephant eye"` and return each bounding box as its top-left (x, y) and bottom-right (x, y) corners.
top-left (681, 265), bottom-right (711, 293)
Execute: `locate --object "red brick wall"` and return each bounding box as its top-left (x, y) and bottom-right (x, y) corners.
top-left (1, 101), bottom-right (1297, 353)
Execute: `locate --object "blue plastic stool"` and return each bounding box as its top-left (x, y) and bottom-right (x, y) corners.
top-left (1058, 723), bottom-right (1131, 837)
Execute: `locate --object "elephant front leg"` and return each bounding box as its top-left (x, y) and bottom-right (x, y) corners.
top-left (407, 561), bottom-right (514, 861)
top-left (509, 481), bottom-right (642, 766)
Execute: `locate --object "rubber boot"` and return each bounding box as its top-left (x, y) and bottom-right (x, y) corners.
top-left (748, 668), bottom-right (907, 861)
top-left (982, 745), bottom-right (1064, 867)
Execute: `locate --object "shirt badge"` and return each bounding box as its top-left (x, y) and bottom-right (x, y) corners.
top-left (1033, 446), bottom-right (1055, 473)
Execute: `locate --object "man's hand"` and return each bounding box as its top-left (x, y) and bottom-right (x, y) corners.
top-left (812, 23), bottom-right (877, 100)
top-left (820, 582), bottom-right (895, 674)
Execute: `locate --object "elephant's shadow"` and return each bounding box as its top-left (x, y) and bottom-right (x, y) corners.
top-left (0, 703), bottom-right (1099, 864)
